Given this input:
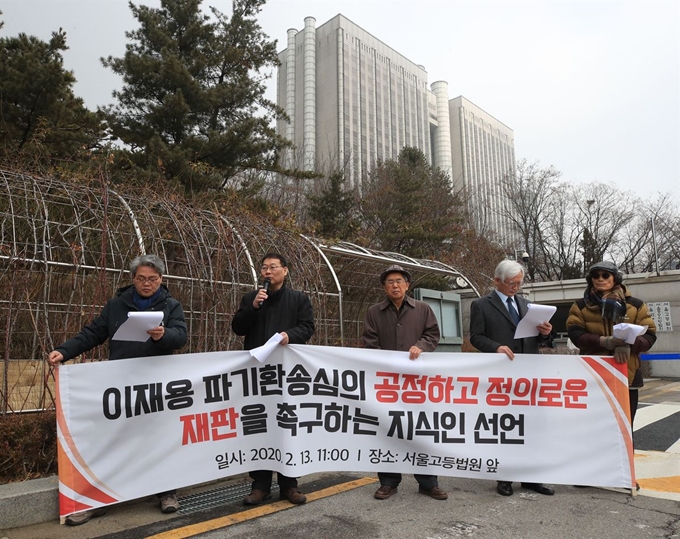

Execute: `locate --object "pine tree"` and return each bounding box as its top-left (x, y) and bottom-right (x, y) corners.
top-left (0, 27), bottom-right (103, 165)
top-left (307, 172), bottom-right (359, 240)
top-left (102, 0), bottom-right (288, 191)
top-left (361, 147), bottom-right (467, 259)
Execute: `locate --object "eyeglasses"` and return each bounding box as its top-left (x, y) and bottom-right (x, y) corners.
top-left (261, 265), bottom-right (283, 272)
top-left (134, 275), bottom-right (160, 284)
top-left (385, 279), bottom-right (406, 286)
top-left (504, 280), bottom-right (523, 288)
top-left (591, 271), bottom-right (612, 280)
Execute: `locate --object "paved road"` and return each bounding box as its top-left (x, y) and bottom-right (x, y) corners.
top-left (2, 379), bottom-right (679, 539)
top-left (4, 472), bottom-right (678, 539)
top-left (636, 378), bottom-right (680, 452)
top-left (170, 478), bottom-right (679, 539)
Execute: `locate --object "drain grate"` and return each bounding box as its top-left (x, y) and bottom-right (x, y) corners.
top-left (177, 482), bottom-right (280, 515)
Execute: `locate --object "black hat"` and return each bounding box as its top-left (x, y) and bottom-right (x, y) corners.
top-left (380, 264), bottom-right (412, 285)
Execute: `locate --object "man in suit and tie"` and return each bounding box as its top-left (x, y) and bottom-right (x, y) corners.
top-left (469, 259), bottom-right (555, 497)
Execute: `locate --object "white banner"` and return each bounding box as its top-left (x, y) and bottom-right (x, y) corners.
top-left (56, 345), bottom-right (634, 517)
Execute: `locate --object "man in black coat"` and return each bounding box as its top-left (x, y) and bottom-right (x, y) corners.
top-left (47, 254), bottom-right (188, 524)
top-left (469, 259), bottom-right (555, 497)
top-left (231, 252), bottom-right (315, 506)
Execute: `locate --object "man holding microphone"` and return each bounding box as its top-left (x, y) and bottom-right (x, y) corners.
top-left (231, 252), bottom-right (315, 505)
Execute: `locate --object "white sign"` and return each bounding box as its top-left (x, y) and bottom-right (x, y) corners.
top-left (55, 346), bottom-right (634, 518)
top-left (647, 302), bottom-right (673, 332)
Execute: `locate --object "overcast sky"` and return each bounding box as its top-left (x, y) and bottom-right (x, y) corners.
top-left (2, 0), bottom-right (678, 200)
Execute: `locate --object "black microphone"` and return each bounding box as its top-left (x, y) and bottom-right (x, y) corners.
top-left (258, 278), bottom-right (271, 307)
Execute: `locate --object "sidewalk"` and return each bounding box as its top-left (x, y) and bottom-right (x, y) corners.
top-left (0, 473), bottom-right (253, 538)
top-left (634, 377), bottom-right (680, 501)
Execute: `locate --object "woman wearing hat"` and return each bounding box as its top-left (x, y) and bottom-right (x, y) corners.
top-left (566, 261), bottom-right (657, 423)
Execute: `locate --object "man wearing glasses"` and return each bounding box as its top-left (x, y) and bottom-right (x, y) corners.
top-left (361, 264), bottom-right (448, 501)
top-left (232, 252), bottom-right (315, 506)
top-left (47, 254), bottom-right (188, 523)
top-left (469, 259), bottom-right (554, 497)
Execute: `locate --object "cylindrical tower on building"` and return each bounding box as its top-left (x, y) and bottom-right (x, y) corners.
top-left (303, 17), bottom-right (316, 172)
top-left (431, 81), bottom-right (453, 183)
top-left (285, 28), bottom-right (297, 169)
top-left (337, 28), bottom-right (345, 182)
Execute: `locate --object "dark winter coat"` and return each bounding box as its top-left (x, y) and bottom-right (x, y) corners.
top-left (470, 291), bottom-right (551, 354)
top-left (231, 284), bottom-right (315, 350)
top-left (55, 284), bottom-right (187, 361)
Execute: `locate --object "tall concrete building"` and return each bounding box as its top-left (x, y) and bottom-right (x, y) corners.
top-left (276, 14), bottom-right (515, 240)
top-left (448, 96), bottom-right (516, 237)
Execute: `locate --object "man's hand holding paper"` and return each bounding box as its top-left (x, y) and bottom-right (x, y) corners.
top-left (514, 304), bottom-right (557, 339)
top-left (112, 311), bottom-right (164, 342)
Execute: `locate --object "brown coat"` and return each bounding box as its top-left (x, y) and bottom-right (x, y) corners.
top-left (361, 296), bottom-right (440, 352)
top-left (566, 284), bottom-right (656, 386)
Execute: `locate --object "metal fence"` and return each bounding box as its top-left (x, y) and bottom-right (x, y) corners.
top-left (0, 169), bottom-right (474, 413)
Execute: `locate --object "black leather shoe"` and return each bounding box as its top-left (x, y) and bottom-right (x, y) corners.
top-left (497, 481), bottom-right (513, 496)
top-left (521, 482), bottom-right (554, 495)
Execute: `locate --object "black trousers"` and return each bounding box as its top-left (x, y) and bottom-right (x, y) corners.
top-left (630, 388), bottom-right (639, 424)
top-left (378, 472), bottom-right (437, 490)
top-left (250, 469), bottom-right (297, 492)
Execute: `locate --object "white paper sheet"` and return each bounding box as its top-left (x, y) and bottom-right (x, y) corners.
top-left (514, 303), bottom-right (557, 339)
top-left (249, 333), bottom-right (284, 363)
top-left (111, 311), bottom-right (164, 342)
top-left (613, 323), bottom-right (648, 344)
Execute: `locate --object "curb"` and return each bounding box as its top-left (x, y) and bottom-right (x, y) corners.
top-left (0, 476), bottom-right (58, 528)
top-left (0, 475), bottom-right (249, 530)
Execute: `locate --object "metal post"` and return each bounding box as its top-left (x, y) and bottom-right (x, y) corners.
top-left (651, 217), bottom-right (660, 276)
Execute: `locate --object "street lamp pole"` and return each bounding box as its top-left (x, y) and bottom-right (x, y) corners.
top-left (651, 216), bottom-right (660, 276)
